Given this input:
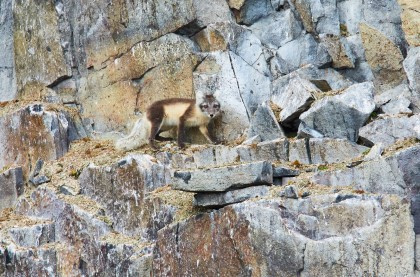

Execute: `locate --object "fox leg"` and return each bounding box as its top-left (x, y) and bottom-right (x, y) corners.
top-left (199, 125), bottom-right (218, 144)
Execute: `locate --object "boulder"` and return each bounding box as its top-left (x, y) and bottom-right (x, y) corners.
top-left (193, 185), bottom-right (269, 207)
top-left (359, 115), bottom-right (420, 147)
top-left (276, 34), bottom-right (332, 71)
top-left (381, 97), bottom-right (412, 114)
top-left (247, 102), bottom-right (285, 142)
top-left (0, 167), bottom-right (24, 210)
top-left (375, 84), bottom-right (420, 113)
top-left (273, 166), bottom-right (300, 177)
top-left (360, 23), bottom-right (405, 90)
top-left (403, 47), bottom-right (420, 93)
top-left (249, 9), bottom-right (303, 48)
top-left (271, 74), bottom-right (318, 125)
top-left (289, 138), bottom-right (368, 164)
top-left (234, 0), bottom-right (276, 25)
top-left (171, 161), bottom-right (273, 192)
top-left (398, 0), bottom-right (420, 47)
top-left (319, 34), bottom-right (356, 69)
top-left (299, 82), bottom-right (375, 141)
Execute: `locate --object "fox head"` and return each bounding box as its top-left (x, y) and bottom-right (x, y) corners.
top-left (197, 94), bottom-right (221, 119)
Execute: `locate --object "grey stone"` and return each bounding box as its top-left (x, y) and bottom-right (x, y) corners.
top-left (236, 0), bottom-right (275, 25)
top-left (250, 9), bottom-right (303, 48)
top-left (59, 184), bottom-right (79, 196)
top-left (9, 224), bottom-right (55, 247)
top-left (299, 82), bottom-right (375, 141)
top-left (237, 138), bottom-right (289, 163)
top-left (319, 34), bottom-right (356, 69)
top-left (276, 34), bottom-right (332, 71)
top-left (269, 54), bottom-right (292, 78)
top-left (171, 161), bottom-right (273, 192)
top-left (359, 115), bottom-right (420, 147)
top-left (242, 135), bottom-right (261, 145)
top-left (297, 122), bottom-right (324, 138)
top-left (313, 144), bottom-right (420, 196)
top-left (282, 185), bottom-right (299, 199)
top-left (247, 102), bottom-right (285, 142)
top-left (273, 65), bottom-right (353, 95)
top-left (79, 154), bottom-right (173, 238)
top-left (230, 51), bottom-right (271, 116)
top-left (289, 138), bottom-right (368, 164)
top-left (381, 97), bottom-right (412, 114)
top-left (155, 196), bottom-right (414, 276)
top-left (193, 0), bottom-right (233, 29)
top-left (0, 0), bottom-right (16, 101)
top-left (271, 74), bottom-right (317, 125)
top-left (29, 175), bottom-right (51, 186)
top-left (403, 47), bottom-right (420, 93)
top-left (193, 185), bottom-right (269, 207)
top-left (0, 167), bottom-right (24, 210)
top-left (375, 83), bottom-right (420, 113)
top-left (363, 143), bottom-right (384, 161)
top-left (273, 166), bottom-right (300, 177)
top-left (417, 234), bottom-right (420, 270)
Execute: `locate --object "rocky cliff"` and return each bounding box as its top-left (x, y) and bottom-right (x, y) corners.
top-left (0, 0), bottom-right (419, 276)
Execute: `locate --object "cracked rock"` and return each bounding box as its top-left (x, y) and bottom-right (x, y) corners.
top-left (247, 102), bottom-right (285, 142)
top-left (299, 82), bottom-right (375, 142)
top-left (171, 161), bottom-right (273, 192)
top-left (193, 185), bottom-right (269, 207)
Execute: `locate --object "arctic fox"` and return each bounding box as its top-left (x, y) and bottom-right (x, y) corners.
top-left (115, 94), bottom-right (221, 151)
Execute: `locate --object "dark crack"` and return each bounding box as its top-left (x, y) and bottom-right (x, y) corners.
top-left (228, 52), bottom-right (251, 120)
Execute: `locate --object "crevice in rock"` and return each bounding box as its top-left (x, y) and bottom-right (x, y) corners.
top-left (297, 242), bottom-right (307, 277)
top-left (304, 138), bottom-right (313, 164)
top-left (228, 52), bottom-right (251, 121)
top-left (174, 19), bottom-right (205, 37)
top-left (47, 75), bottom-right (73, 89)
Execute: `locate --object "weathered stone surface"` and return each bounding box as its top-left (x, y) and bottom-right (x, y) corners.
top-left (247, 102), bottom-right (285, 142)
top-left (362, 143), bottom-right (383, 161)
top-left (359, 115), bottom-right (420, 147)
top-left (155, 196), bottom-right (414, 276)
top-left (0, 167), bottom-right (24, 210)
top-left (250, 9), bottom-right (302, 48)
top-left (193, 52), bottom-right (250, 141)
top-left (79, 154), bottom-right (173, 238)
top-left (398, 0), bottom-right (420, 46)
top-left (313, 144), bottom-right (420, 197)
top-left (403, 47), bottom-right (420, 93)
top-left (282, 185), bottom-right (299, 198)
top-left (381, 97), bottom-right (412, 114)
top-left (194, 22), bottom-right (269, 76)
top-left (375, 83), bottom-right (420, 113)
top-left (9, 223), bottom-right (55, 247)
top-left (13, 0), bottom-right (72, 93)
top-left (299, 82), bottom-right (375, 141)
top-left (273, 166), bottom-right (300, 177)
top-left (360, 23), bottom-right (405, 90)
top-left (192, 0), bottom-right (233, 30)
top-left (193, 185), bottom-right (269, 207)
top-left (319, 34), bottom-right (356, 69)
top-left (172, 161), bottom-right (273, 192)
top-left (297, 121), bottom-right (324, 138)
top-left (0, 0), bottom-right (16, 101)
top-left (271, 75), bottom-right (317, 125)
top-left (0, 104), bottom-right (86, 177)
top-left (230, 51), bottom-right (271, 115)
top-left (234, 0), bottom-right (276, 25)
top-left (289, 138), bottom-right (368, 164)
top-left (276, 34), bottom-right (332, 71)
top-left (291, 0), bottom-right (340, 35)
top-left (79, 34), bottom-right (198, 133)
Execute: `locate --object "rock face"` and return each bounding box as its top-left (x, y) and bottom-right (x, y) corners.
top-left (0, 104), bottom-right (86, 178)
top-left (154, 196), bottom-right (414, 276)
top-left (299, 82), bottom-right (375, 142)
top-left (172, 161), bottom-right (273, 192)
top-left (1, 0), bottom-right (419, 275)
top-left (0, 167), bottom-right (24, 210)
top-left (359, 115), bottom-right (420, 147)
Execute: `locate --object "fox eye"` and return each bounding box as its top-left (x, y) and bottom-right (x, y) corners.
top-left (201, 104), bottom-right (208, 109)
top-left (213, 104), bottom-right (220, 108)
